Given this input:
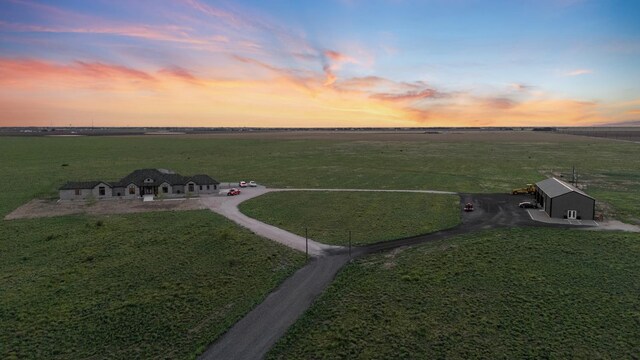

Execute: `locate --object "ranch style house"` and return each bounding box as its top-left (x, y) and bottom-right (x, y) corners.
top-left (59, 169), bottom-right (219, 200)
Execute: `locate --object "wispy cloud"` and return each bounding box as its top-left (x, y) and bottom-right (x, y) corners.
top-left (0, 20), bottom-right (223, 48)
top-left (0, 58), bottom-right (153, 79)
top-left (371, 89), bottom-right (442, 102)
top-left (509, 83), bottom-right (535, 92)
top-left (321, 50), bottom-right (358, 86)
top-left (180, 0), bottom-right (248, 29)
top-left (564, 69), bottom-right (593, 76)
top-left (0, 0), bottom-right (629, 127)
top-left (158, 66), bottom-right (201, 84)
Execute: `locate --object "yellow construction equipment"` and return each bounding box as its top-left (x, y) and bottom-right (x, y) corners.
top-left (512, 184), bottom-right (536, 195)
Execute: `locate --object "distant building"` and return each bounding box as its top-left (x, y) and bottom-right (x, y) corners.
top-left (535, 177), bottom-right (595, 220)
top-left (59, 169), bottom-right (219, 200)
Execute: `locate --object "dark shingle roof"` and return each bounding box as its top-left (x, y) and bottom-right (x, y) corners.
top-left (189, 174), bottom-right (220, 185)
top-left (113, 169), bottom-right (177, 187)
top-left (62, 169), bottom-right (219, 189)
top-left (536, 177), bottom-right (594, 200)
top-left (59, 181), bottom-right (107, 190)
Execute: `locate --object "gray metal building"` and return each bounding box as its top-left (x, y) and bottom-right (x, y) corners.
top-left (535, 178), bottom-right (595, 220)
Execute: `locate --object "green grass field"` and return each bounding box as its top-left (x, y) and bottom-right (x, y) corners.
top-left (239, 191), bottom-right (460, 245)
top-left (1, 132), bottom-right (639, 358)
top-left (1, 211), bottom-right (304, 359)
top-left (268, 228), bottom-right (640, 359)
top-left (0, 133), bottom-right (637, 222)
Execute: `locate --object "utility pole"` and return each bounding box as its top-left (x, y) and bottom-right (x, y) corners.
top-left (572, 166), bottom-right (577, 187)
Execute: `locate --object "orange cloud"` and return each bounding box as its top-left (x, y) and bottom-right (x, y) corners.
top-left (0, 57), bottom-right (619, 128)
top-left (323, 68), bottom-right (337, 86)
top-left (403, 96), bottom-right (605, 127)
top-left (0, 58), bottom-right (156, 90)
top-left (322, 50), bottom-right (358, 87)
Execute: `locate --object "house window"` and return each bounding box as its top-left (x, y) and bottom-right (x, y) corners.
top-left (162, 186), bottom-right (168, 193)
top-left (99, 186), bottom-right (106, 196)
top-left (129, 186), bottom-right (135, 195)
top-left (199, 185), bottom-right (203, 190)
top-left (75, 189), bottom-right (81, 196)
top-left (188, 184), bottom-right (194, 192)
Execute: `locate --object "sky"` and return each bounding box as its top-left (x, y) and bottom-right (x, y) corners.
top-left (0, 0), bottom-right (639, 127)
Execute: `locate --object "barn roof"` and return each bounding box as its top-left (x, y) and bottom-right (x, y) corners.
top-left (536, 177), bottom-right (594, 200)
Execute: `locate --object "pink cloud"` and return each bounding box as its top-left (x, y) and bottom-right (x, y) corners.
top-left (0, 58), bottom-right (158, 89)
top-left (74, 61), bottom-right (155, 81)
top-left (158, 66), bottom-right (200, 84)
top-left (324, 50), bottom-right (354, 63)
top-left (321, 50), bottom-right (358, 86)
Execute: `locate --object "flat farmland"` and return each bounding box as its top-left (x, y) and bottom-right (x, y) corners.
top-left (1, 130), bottom-right (639, 359)
top-left (268, 228), bottom-right (640, 359)
top-left (1, 130), bottom-right (637, 221)
top-left (1, 211), bottom-right (304, 359)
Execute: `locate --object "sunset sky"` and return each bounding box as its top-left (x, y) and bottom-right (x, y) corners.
top-left (0, 0), bottom-right (639, 127)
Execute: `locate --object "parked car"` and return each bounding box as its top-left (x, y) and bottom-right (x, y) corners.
top-left (519, 201), bottom-right (536, 208)
top-left (463, 203), bottom-right (474, 212)
top-left (227, 188), bottom-right (241, 196)
top-left (249, 181), bottom-right (257, 187)
top-left (239, 181), bottom-right (247, 187)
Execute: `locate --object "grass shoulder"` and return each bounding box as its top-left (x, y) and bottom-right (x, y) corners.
top-left (239, 191), bottom-right (461, 246)
top-left (268, 228), bottom-right (640, 359)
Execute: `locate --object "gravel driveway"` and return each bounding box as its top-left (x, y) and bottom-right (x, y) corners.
top-left (199, 187), bottom-right (342, 256)
top-left (197, 192), bottom-right (557, 360)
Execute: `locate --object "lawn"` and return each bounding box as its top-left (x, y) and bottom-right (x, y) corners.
top-left (239, 191), bottom-right (461, 245)
top-left (1, 211), bottom-right (305, 359)
top-left (268, 228), bottom-right (640, 359)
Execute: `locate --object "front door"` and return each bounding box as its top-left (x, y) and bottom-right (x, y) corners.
top-left (567, 210), bottom-right (577, 220)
